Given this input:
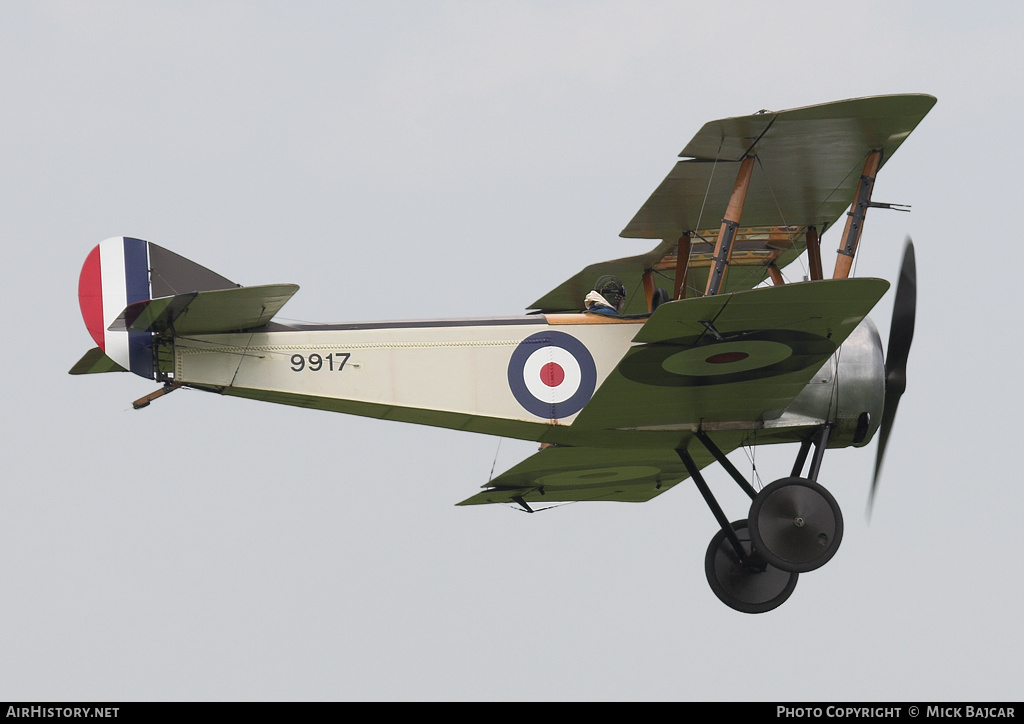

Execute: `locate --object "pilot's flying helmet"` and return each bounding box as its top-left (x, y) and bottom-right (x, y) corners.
top-left (595, 275), bottom-right (627, 310)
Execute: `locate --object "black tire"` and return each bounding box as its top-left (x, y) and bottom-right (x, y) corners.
top-left (748, 477), bottom-right (844, 573)
top-left (704, 519), bottom-right (798, 614)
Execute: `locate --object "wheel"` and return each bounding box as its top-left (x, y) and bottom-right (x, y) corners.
top-left (704, 519), bottom-right (798, 614)
top-left (748, 476), bottom-right (843, 573)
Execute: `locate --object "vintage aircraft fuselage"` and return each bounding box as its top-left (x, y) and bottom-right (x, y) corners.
top-left (165, 309), bottom-right (885, 452)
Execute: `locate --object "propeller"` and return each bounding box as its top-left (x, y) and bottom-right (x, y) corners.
top-left (870, 238), bottom-right (916, 514)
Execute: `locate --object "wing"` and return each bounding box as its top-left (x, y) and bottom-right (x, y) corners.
top-left (529, 94), bottom-right (935, 313)
top-left (456, 444), bottom-right (707, 506)
top-left (465, 277), bottom-right (888, 506)
top-left (571, 277), bottom-right (888, 432)
top-left (527, 239), bottom-right (678, 315)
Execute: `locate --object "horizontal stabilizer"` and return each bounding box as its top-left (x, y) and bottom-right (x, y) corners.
top-left (109, 284), bottom-right (299, 336)
top-left (69, 347), bottom-right (127, 375)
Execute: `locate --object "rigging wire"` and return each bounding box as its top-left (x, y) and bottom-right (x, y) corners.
top-left (228, 329), bottom-right (258, 388)
top-left (150, 271), bottom-right (180, 296)
top-left (755, 156), bottom-right (788, 231)
top-left (795, 253), bottom-right (809, 282)
top-left (509, 502), bottom-right (574, 513)
top-left (488, 438), bottom-right (503, 482)
top-left (484, 440), bottom-right (574, 513)
top-left (741, 432), bottom-right (764, 490)
top-left (852, 229), bottom-right (865, 278)
top-left (754, 154), bottom-right (808, 287)
top-left (694, 136), bottom-right (726, 233)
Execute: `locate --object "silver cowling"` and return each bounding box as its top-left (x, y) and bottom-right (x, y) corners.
top-left (780, 318), bottom-right (886, 448)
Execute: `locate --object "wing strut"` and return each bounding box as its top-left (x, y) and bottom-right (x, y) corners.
top-left (641, 269), bottom-right (655, 312)
top-left (833, 150), bottom-right (882, 279)
top-left (705, 156), bottom-right (756, 296)
top-left (806, 226), bottom-right (823, 281)
top-left (674, 232), bottom-right (692, 299)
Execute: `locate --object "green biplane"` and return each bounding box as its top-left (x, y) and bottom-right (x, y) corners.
top-left (73, 94), bottom-right (935, 613)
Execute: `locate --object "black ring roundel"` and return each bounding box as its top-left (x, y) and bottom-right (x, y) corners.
top-left (507, 331), bottom-right (597, 419)
top-left (617, 329), bottom-right (837, 387)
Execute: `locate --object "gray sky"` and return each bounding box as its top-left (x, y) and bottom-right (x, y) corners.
top-left (2, 0), bottom-right (1021, 701)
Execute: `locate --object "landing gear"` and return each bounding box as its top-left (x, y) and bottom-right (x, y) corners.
top-left (748, 477), bottom-right (843, 573)
top-left (681, 425), bottom-right (845, 613)
top-left (705, 520), bottom-right (798, 614)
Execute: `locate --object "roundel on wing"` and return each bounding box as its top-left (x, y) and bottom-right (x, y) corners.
top-left (617, 329), bottom-right (838, 387)
top-left (507, 331), bottom-right (597, 419)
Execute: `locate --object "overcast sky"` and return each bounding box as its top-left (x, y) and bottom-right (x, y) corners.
top-left (2, 0), bottom-right (1021, 702)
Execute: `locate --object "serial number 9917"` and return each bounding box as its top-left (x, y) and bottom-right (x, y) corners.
top-left (290, 352), bottom-right (351, 372)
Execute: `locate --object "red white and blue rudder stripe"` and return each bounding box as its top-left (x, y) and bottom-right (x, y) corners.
top-left (78, 237), bottom-right (155, 379)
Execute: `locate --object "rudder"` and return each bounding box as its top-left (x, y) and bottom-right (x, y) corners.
top-left (77, 237), bottom-right (239, 379)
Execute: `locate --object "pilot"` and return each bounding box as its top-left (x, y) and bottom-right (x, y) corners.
top-left (584, 275), bottom-right (627, 316)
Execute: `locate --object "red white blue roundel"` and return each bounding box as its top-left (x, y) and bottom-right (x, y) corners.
top-left (508, 331), bottom-right (597, 419)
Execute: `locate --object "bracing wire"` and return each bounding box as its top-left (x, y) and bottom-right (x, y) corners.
top-left (488, 438), bottom-right (503, 482)
top-left (741, 432), bottom-right (764, 490)
top-left (694, 137), bottom-right (726, 233)
top-left (228, 329), bottom-right (258, 388)
top-left (755, 156), bottom-right (788, 231)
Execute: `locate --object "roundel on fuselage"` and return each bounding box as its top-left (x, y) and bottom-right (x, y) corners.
top-left (507, 331), bottom-right (597, 419)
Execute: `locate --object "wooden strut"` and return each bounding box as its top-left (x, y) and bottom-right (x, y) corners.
top-left (642, 269), bottom-right (655, 313)
top-left (705, 156), bottom-right (756, 297)
top-left (674, 232), bottom-right (691, 300)
top-left (805, 225), bottom-right (823, 281)
top-left (833, 150), bottom-right (882, 280)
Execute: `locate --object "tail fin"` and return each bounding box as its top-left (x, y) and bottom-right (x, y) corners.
top-left (77, 237), bottom-right (240, 380)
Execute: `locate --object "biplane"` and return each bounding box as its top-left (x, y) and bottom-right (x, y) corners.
top-left (72, 94), bottom-right (935, 613)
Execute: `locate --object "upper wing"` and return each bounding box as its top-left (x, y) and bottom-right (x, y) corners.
top-left (571, 277), bottom-right (888, 432)
top-left (622, 94), bottom-right (936, 239)
top-left (529, 94), bottom-right (935, 312)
